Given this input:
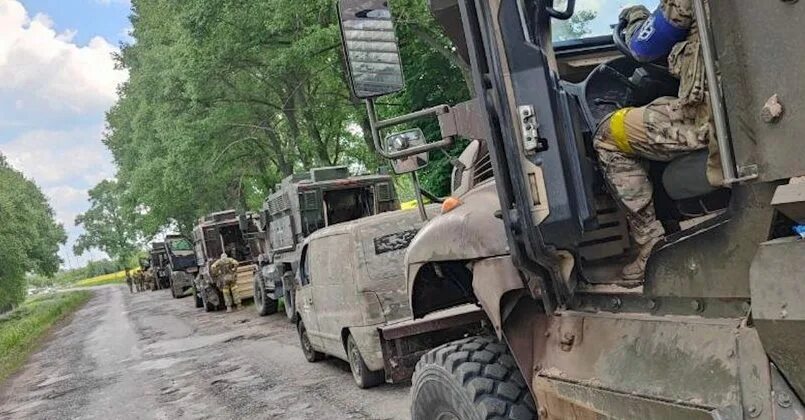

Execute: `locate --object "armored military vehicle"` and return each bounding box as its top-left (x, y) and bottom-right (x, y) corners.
top-left (148, 242), bottom-right (171, 290)
top-left (338, 0), bottom-right (805, 418)
top-left (250, 166), bottom-right (400, 320)
top-left (191, 210), bottom-right (261, 311)
top-left (157, 234), bottom-right (197, 299)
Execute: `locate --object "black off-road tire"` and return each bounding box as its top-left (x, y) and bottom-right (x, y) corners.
top-left (201, 289), bottom-right (217, 312)
top-left (347, 335), bottom-right (385, 389)
top-left (297, 321), bottom-right (323, 363)
top-left (254, 274), bottom-right (278, 316)
top-left (194, 289), bottom-right (203, 308)
top-left (411, 336), bottom-right (537, 420)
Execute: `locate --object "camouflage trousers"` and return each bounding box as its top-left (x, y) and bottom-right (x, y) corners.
top-left (221, 282), bottom-right (241, 308)
top-left (594, 97), bottom-right (708, 244)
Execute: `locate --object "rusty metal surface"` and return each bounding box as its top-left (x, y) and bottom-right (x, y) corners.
top-left (379, 304), bottom-right (487, 382)
top-left (750, 237), bottom-right (805, 401)
top-left (709, 1), bottom-right (805, 182)
top-left (379, 304), bottom-right (485, 340)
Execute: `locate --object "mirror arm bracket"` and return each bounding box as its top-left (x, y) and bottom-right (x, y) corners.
top-left (366, 98), bottom-right (454, 159)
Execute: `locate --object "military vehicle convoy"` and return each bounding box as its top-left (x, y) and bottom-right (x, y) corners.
top-left (160, 234), bottom-right (197, 299)
top-left (337, 0), bottom-right (805, 418)
top-left (250, 166), bottom-right (400, 320)
top-left (191, 210), bottom-right (261, 311)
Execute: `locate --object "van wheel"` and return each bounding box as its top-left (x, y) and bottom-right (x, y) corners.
top-left (297, 321), bottom-right (323, 362)
top-left (194, 289), bottom-right (203, 308)
top-left (411, 336), bottom-right (536, 420)
top-left (347, 335), bottom-right (384, 389)
top-left (284, 289), bottom-right (296, 322)
top-left (254, 274), bottom-right (278, 316)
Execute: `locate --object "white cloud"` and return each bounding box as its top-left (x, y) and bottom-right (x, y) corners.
top-left (0, 0), bottom-right (127, 114)
top-left (1, 126), bottom-right (115, 186)
top-left (0, 0), bottom-right (128, 269)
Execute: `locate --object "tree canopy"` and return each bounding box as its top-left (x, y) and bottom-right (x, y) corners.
top-left (0, 155), bottom-right (66, 311)
top-left (74, 180), bottom-right (142, 273)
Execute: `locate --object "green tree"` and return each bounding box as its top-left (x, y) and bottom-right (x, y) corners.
top-left (553, 10), bottom-right (599, 41)
top-left (73, 180), bottom-right (142, 275)
top-left (0, 155), bottom-right (66, 311)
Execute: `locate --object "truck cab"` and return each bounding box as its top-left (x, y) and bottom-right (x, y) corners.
top-left (250, 166), bottom-right (400, 320)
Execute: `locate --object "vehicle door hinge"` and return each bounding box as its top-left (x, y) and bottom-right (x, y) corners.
top-left (518, 105), bottom-right (547, 154)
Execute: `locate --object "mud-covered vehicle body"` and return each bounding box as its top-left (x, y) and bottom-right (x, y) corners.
top-left (159, 234), bottom-right (197, 299)
top-left (338, 0), bottom-right (805, 418)
top-left (295, 205), bottom-right (483, 388)
top-left (251, 166), bottom-right (400, 319)
top-left (148, 243), bottom-right (171, 290)
top-left (191, 210), bottom-right (261, 311)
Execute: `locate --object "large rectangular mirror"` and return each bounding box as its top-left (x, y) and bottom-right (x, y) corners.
top-left (338, 0), bottom-right (405, 98)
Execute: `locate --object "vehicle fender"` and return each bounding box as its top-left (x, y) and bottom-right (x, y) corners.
top-left (405, 181), bottom-right (507, 286)
top-left (472, 255), bottom-right (526, 340)
top-left (343, 325), bottom-right (385, 372)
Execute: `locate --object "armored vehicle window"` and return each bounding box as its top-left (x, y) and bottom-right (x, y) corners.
top-left (168, 238), bottom-right (193, 251)
top-left (552, 0), bottom-right (659, 42)
top-left (323, 188), bottom-right (375, 225)
top-left (308, 234), bottom-right (353, 287)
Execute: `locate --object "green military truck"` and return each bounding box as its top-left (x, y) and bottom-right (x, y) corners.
top-left (191, 210), bottom-right (261, 312)
top-left (251, 166), bottom-right (400, 320)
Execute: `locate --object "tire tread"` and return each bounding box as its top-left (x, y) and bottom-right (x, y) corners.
top-left (411, 336), bottom-right (537, 420)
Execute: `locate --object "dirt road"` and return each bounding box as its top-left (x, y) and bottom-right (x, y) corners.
top-left (0, 286), bottom-right (410, 419)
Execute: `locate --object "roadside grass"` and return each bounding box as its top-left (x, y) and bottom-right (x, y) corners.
top-left (0, 291), bottom-right (91, 384)
top-left (73, 269), bottom-right (137, 288)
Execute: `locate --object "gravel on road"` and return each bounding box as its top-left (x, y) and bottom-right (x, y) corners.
top-left (0, 286), bottom-right (410, 420)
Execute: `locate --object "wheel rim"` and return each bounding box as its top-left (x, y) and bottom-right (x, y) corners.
top-left (300, 327), bottom-right (313, 357)
top-left (349, 343), bottom-right (362, 383)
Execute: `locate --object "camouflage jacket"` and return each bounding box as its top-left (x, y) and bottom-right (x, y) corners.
top-left (210, 257), bottom-right (239, 285)
top-left (622, 0), bottom-right (723, 186)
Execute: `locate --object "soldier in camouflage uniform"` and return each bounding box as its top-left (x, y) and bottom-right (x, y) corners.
top-left (144, 268), bottom-right (156, 291)
top-left (125, 272), bottom-right (134, 293)
top-left (211, 252), bottom-right (240, 312)
top-left (594, 0), bottom-right (722, 282)
top-left (134, 270), bottom-right (145, 292)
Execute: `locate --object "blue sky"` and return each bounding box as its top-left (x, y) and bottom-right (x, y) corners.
top-left (0, 0), bottom-right (130, 269)
top-left (20, 0), bottom-right (131, 46)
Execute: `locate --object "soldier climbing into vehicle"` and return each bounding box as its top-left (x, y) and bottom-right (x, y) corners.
top-left (211, 252), bottom-right (240, 312)
top-left (594, 0), bottom-right (722, 282)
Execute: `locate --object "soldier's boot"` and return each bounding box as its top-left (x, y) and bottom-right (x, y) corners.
top-left (621, 236), bottom-right (661, 282)
top-left (226, 306), bottom-right (233, 313)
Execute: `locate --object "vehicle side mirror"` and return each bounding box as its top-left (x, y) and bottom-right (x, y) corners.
top-left (385, 129), bottom-right (429, 174)
top-left (338, 0), bottom-right (404, 98)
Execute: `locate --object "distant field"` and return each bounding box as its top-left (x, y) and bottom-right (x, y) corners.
top-left (0, 291), bottom-right (91, 384)
top-left (73, 269), bottom-right (137, 288)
